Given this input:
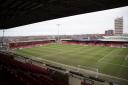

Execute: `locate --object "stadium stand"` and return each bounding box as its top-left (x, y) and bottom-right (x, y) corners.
top-left (81, 81), bottom-right (92, 85)
top-left (9, 40), bottom-right (55, 49)
top-left (62, 40), bottom-right (128, 48)
top-left (0, 51), bottom-right (68, 85)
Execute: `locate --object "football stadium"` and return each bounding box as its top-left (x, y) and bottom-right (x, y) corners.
top-left (0, 1), bottom-right (128, 85)
top-left (6, 38), bottom-right (128, 85)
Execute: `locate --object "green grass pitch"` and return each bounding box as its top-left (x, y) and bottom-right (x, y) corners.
top-left (14, 44), bottom-right (128, 81)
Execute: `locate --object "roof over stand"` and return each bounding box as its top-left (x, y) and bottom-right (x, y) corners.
top-left (0, 0), bottom-right (128, 29)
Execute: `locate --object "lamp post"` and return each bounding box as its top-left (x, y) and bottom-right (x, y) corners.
top-left (2, 29), bottom-right (5, 45)
top-left (3, 29), bottom-right (5, 38)
top-left (57, 24), bottom-right (60, 43)
top-left (0, 29), bottom-right (6, 50)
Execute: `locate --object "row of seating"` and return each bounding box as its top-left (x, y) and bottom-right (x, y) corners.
top-left (62, 41), bottom-right (128, 48)
top-left (81, 81), bottom-right (92, 85)
top-left (0, 52), bottom-right (68, 85)
top-left (9, 40), bottom-right (55, 49)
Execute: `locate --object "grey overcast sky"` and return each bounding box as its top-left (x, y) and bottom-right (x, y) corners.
top-left (0, 6), bottom-right (128, 36)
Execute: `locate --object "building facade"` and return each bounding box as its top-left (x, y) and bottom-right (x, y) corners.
top-left (114, 17), bottom-right (123, 35)
top-left (105, 30), bottom-right (114, 35)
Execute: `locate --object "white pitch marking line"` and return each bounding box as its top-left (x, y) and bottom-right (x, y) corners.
top-left (100, 61), bottom-right (128, 68)
top-left (30, 56), bottom-right (128, 82)
top-left (125, 55), bottom-right (128, 61)
top-left (98, 49), bottom-right (116, 62)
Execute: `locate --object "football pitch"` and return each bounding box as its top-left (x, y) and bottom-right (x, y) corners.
top-left (14, 44), bottom-right (128, 82)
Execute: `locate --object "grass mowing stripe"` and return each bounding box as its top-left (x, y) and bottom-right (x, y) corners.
top-left (14, 44), bottom-right (128, 81)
